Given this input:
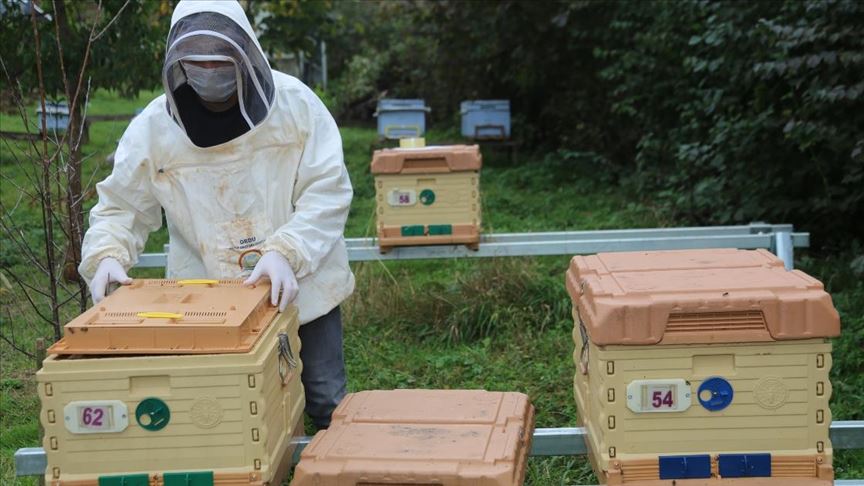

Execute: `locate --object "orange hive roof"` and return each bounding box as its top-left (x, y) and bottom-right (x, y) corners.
top-left (566, 249), bottom-right (840, 345)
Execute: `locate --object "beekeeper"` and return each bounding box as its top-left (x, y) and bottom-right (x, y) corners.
top-left (78, 0), bottom-right (353, 430)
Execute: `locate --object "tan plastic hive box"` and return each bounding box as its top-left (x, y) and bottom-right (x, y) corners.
top-left (291, 389), bottom-right (535, 486)
top-left (567, 249), bottom-right (841, 485)
top-left (371, 145), bottom-right (482, 252)
top-left (48, 279), bottom-right (276, 355)
top-left (37, 280), bottom-right (304, 486)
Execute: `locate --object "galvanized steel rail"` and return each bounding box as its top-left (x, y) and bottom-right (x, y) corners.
top-left (15, 422), bottom-right (864, 478)
top-left (135, 223), bottom-right (807, 268)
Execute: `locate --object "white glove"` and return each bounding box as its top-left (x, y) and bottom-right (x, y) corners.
top-left (243, 251), bottom-right (298, 312)
top-left (90, 257), bottom-right (132, 304)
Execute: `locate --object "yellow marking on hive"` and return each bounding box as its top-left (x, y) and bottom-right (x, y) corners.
top-left (137, 312), bottom-right (183, 319)
top-left (177, 279), bottom-right (219, 286)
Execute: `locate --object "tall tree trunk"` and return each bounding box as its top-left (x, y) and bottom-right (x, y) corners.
top-left (30, 3), bottom-right (62, 342)
top-left (62, 101), bottom-right (87, 311)
top-left (53, 0), bottom-right (88, 310)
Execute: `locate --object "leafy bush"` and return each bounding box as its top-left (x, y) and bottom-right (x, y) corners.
top-left (600, 0), bottom-right (864, 245)
top-left (320, 0), bottom-right (863, 246)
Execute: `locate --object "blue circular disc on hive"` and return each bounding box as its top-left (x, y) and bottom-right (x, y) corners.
top-left (698, 377), bottom-right (734, 411)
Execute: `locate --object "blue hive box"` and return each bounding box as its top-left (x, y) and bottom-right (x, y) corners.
top-left (374, 99), bottom-right (430, 139)
top-left (460, 100), bottom-right (510, 140)
top-left (36, 101), bottom-right (70, 133)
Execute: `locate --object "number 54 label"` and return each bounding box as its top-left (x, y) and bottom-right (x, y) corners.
top-left (63, 400), bottom-right (129, 434)
top-left (626, 379), bottom-right (692, 413)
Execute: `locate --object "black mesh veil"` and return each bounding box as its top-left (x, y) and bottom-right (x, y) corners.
top-left (163, 11), bottom-right (274, 131)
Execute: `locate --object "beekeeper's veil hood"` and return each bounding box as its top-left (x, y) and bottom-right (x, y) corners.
top-left (163, 0), bottom-right (274, 131)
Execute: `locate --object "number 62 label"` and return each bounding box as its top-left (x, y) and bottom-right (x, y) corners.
top-left (626, 379), bottom-right (692, 413)
top-left (63, 400), bottom-right (129, 434)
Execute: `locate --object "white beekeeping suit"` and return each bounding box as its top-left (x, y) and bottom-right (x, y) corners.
top-left (78, 0), bottom-right (355, 325)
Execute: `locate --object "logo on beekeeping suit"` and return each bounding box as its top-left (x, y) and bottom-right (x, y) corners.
top-left (190, 397), bottom-right (223, 429)
top-left (754, 377), bottom-right (788, 409)
top-left (238, 249), bottom-right (262, 272)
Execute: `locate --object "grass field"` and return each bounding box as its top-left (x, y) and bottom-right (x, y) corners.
top-left (1, 90), bottom-right (862, 484)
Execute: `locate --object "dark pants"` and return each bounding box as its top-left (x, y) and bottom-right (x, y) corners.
top-left (298, 306), bottom-right (347, 429)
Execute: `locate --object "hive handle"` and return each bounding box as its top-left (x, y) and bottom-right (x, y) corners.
top-left (578, 317), bottom-right (590, 375)
top-left (137, 312), bottom-right (183, 319)
top-left (277, 332), bottom-right (298, 385)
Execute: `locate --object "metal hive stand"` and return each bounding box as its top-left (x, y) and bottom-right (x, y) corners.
top-left (17, 222), bottom-right (860, 483)
top-left (15, 422), bottom-right (864, 483)
top-left (135, 222), bottom-right (806, 268)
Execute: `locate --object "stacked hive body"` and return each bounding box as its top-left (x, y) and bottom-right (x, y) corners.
top-left (291, 389), bottom-right (535, 485)
top-left (374, 99), bottom-right (431, 139)
top-left (460, 100), bottom-right (511, 140)
top-left (38, 280), bottom-right (304, 486)
top-left (371, 145), bottom-right (482, 252)
top-left (567, 249), bottom-right (840, 485)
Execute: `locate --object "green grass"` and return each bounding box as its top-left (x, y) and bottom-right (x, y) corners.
top-left (2, 90), bottom-right (863, 485)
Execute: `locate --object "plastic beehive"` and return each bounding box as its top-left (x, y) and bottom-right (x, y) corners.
top-left (37, 280), bottom-right (304, 486)
top-left (374, 99), bottom-right (430, 139)
top-left (567, 249), bottom-right (840, 485)
top-left (37, 101), bottom-right (70, 133)
top-left (461, 100), bottom-right (511, 139)
top-left (48, 279), bottom-right (277, 355)
top-left (291, 389), bottom-right (535, 486)
top-left (371, 145), bottom-right (482, 252)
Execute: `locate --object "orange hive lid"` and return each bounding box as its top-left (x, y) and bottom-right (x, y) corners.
top-left (370, 144), bottom-right (482, 174)
top-left (291, 389), bottom-right (535, 486)
top-left (566, 249), bottom-right (840, 345)
top-left (48, 279), bottom-right (277, 355)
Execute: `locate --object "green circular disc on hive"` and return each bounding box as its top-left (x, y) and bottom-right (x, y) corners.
top-left (136, 397), bottom-right (170, 431)
top-left (419, 189), bottom-right (436, 205)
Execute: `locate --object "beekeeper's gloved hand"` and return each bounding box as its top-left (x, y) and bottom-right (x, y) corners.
top-left (90, 257), bottom-right (132, 304)
top-left (243, 251), bottom-right (298, 312)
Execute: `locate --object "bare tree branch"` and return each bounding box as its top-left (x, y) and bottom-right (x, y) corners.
top-left (30, 4), bottom-right (62, 340)
top-left (0, 166), bottom-right (37, 201)
top-left (0, 213), bottom-right (51, 276)
top-left (0, 0), bottom-right (129, 355)
top-left (0, 332), bottom-right (36, 360)
top-left (1, 269), bottom-right (54, 323)
top-left (56, 289), bottom-right (84, 309)
top-left (91, 0), bottom-right (131, 42)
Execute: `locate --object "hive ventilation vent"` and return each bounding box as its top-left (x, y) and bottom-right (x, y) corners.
top-left (666, 311), bottom-right (768, 333)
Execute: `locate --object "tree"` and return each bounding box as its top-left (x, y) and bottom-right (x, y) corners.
top-left (0, 0), bottom-right (169, 347)
top-left (1, 0), bottom-right (169, 304)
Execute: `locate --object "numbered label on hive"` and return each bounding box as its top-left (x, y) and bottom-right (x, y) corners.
top-left (626, 379), bottom-right (692, 413)
top-left (63, 400), bottom-right (129, 434)
top-left (387, 189), bottom-right (417, 207)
